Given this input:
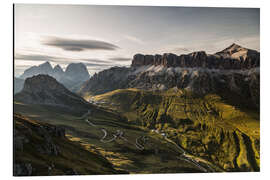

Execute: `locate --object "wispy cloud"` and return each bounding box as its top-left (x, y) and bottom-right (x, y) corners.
top-left (108, 57), bottom-right (132, 62)
top-left (42, 36), bottom-right (120, 51)
top-left (15, 52), bottom-right (117, 68)
top-left (15, 54), bottom-right (58, 61)
top-left (84, 62), bottom-right (115, 67)
top-left (14, 52), bottom-right (123, 76)
top-left (171, 47), bottom-right (191, 53)
top-left (124, 35), bottom-right (144, 45)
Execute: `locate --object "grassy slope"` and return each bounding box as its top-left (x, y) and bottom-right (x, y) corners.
top-left (14, 101), bottom-right (215, 174)
top-left (92, 88), bottom-right (260, 172)
top-left (14, 113), bottom-right (121, 176)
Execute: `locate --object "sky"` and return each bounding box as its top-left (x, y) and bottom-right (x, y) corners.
top-left (14, 4), bottom-right (260, 77)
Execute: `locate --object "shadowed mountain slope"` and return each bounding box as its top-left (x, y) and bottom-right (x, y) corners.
top-left (15, 75), bottom-right (91, 113)
top-left (14, 113), bottom-right (123, 176)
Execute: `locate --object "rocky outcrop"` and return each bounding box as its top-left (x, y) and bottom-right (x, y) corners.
top-left (15, 74), bottom-right (92, 112)
top-left (14, 163), bottom-right (33, 176)
top-left (13, 113), bottom-right (65, 176)
top-left (131, 44), bottom-right (259, 69)
top-left (127, 67), bottom-right (260, 109)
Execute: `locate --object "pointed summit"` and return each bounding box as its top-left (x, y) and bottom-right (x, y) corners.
top-left (20, 61), bottom-right (54, 79)
top-left (52, 64), bottom-right (65, 81)
top-left (215, 43), bottom-right (259, 60)
top-left (218, 43), bottom-right (244, 55)
top-left (226, 43), bottom-right (242, 50)
top-left (53, 64), bottom-right (64, 73)
top-left (39, 61), bottom-right (53, 69)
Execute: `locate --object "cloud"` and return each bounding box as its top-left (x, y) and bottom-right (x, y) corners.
top-left (84, 62), bottom-right (114, 67)
top-left (108, 57), bottom-right (132, 62)
top-left (15, 53), bottom-right (113, 65)
top-left (81, 58), bottom-right (112, 64)
top-left (15, 54), bottom-right (58, 61)
top-left (42, 36), bottom-right (119, 51)
top-left (14, 52), bottom-right (123, 76)
top-left (172, 47), bottom-right (191, 53)
top-left (124, 35), bottom-right (144, 44)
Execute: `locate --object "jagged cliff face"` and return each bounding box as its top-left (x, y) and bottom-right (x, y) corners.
top-left (131, 44), bottom-right (259, 69)
top-left (79, 44), bottom-right (259, 109)
top-left (127, 66), bottom-right (259, 108)
top-left (79, 66), bottom-right (131, 96)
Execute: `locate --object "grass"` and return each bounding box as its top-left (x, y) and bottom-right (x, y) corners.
top-left (14, 99), bottom-right (213, 174)
top-left (91, 88), bottom-right (260, 172)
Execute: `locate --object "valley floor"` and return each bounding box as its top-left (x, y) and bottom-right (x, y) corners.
top-left (13, 88), bottom-right (260, 175)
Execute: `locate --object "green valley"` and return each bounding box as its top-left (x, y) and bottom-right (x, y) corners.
top-left (90, 88), bottom-right (260, 171)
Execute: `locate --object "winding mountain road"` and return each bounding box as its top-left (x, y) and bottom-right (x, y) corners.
top-left (82, 110), bottom-right (212, 172)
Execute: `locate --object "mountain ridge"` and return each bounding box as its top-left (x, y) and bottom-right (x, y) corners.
top-left (131, 44), bottom-right (259, 69)
top-left (19, 62), bottom-right (90, 92)
top-left (15, 74), bottom-right (91, 112)
top-left (79, 44), bottom-right (260, 109)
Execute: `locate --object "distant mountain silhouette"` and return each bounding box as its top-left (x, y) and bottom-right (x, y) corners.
top-left (19, 62), bottom-right (90, 92)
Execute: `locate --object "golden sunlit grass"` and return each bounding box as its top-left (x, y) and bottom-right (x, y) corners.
top-left (93, 88), bottom-right (260, 172)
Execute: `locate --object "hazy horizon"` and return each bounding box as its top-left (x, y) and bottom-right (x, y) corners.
top-left (14, 4), bottom-right (260, 77)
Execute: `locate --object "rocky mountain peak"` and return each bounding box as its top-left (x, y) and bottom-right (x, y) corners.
top-left (216, 43), bottom-right (244, 55)
top-left (19, 62), bottom-right (90, 92)
top-left (215, 43), bottom-right (259, 61)
top-left (65, 63), bottom-right (90, 81)
top-left (39, 61), bottom-right (53, 70)
top-left (15, 74), bottom-right (91, 111)
top-left (53, 64), bottom-right (64, 73)
top-left (22, 74), bottom-right (67, 93)
top-left (20, 61), bottom-right (54, 79)
top-left (131, 44), bottom-right (259, 69)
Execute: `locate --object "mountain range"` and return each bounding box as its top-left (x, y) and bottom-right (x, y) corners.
top-left (79, 44), bottom-right (260, 109)
top-left (131, 43), bottom-right (259, 69)
top-left (14, 43), bottom-right (260, 174)
top-left (17, 62), bottom-right (90, 93)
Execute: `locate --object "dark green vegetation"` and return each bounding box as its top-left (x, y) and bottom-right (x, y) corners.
top-left (92, 88), bottom-right (260, 172)
top-left (14, 113), bottom-right (122, 176)
top-left (14, 100), bottom-right (218, 174)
